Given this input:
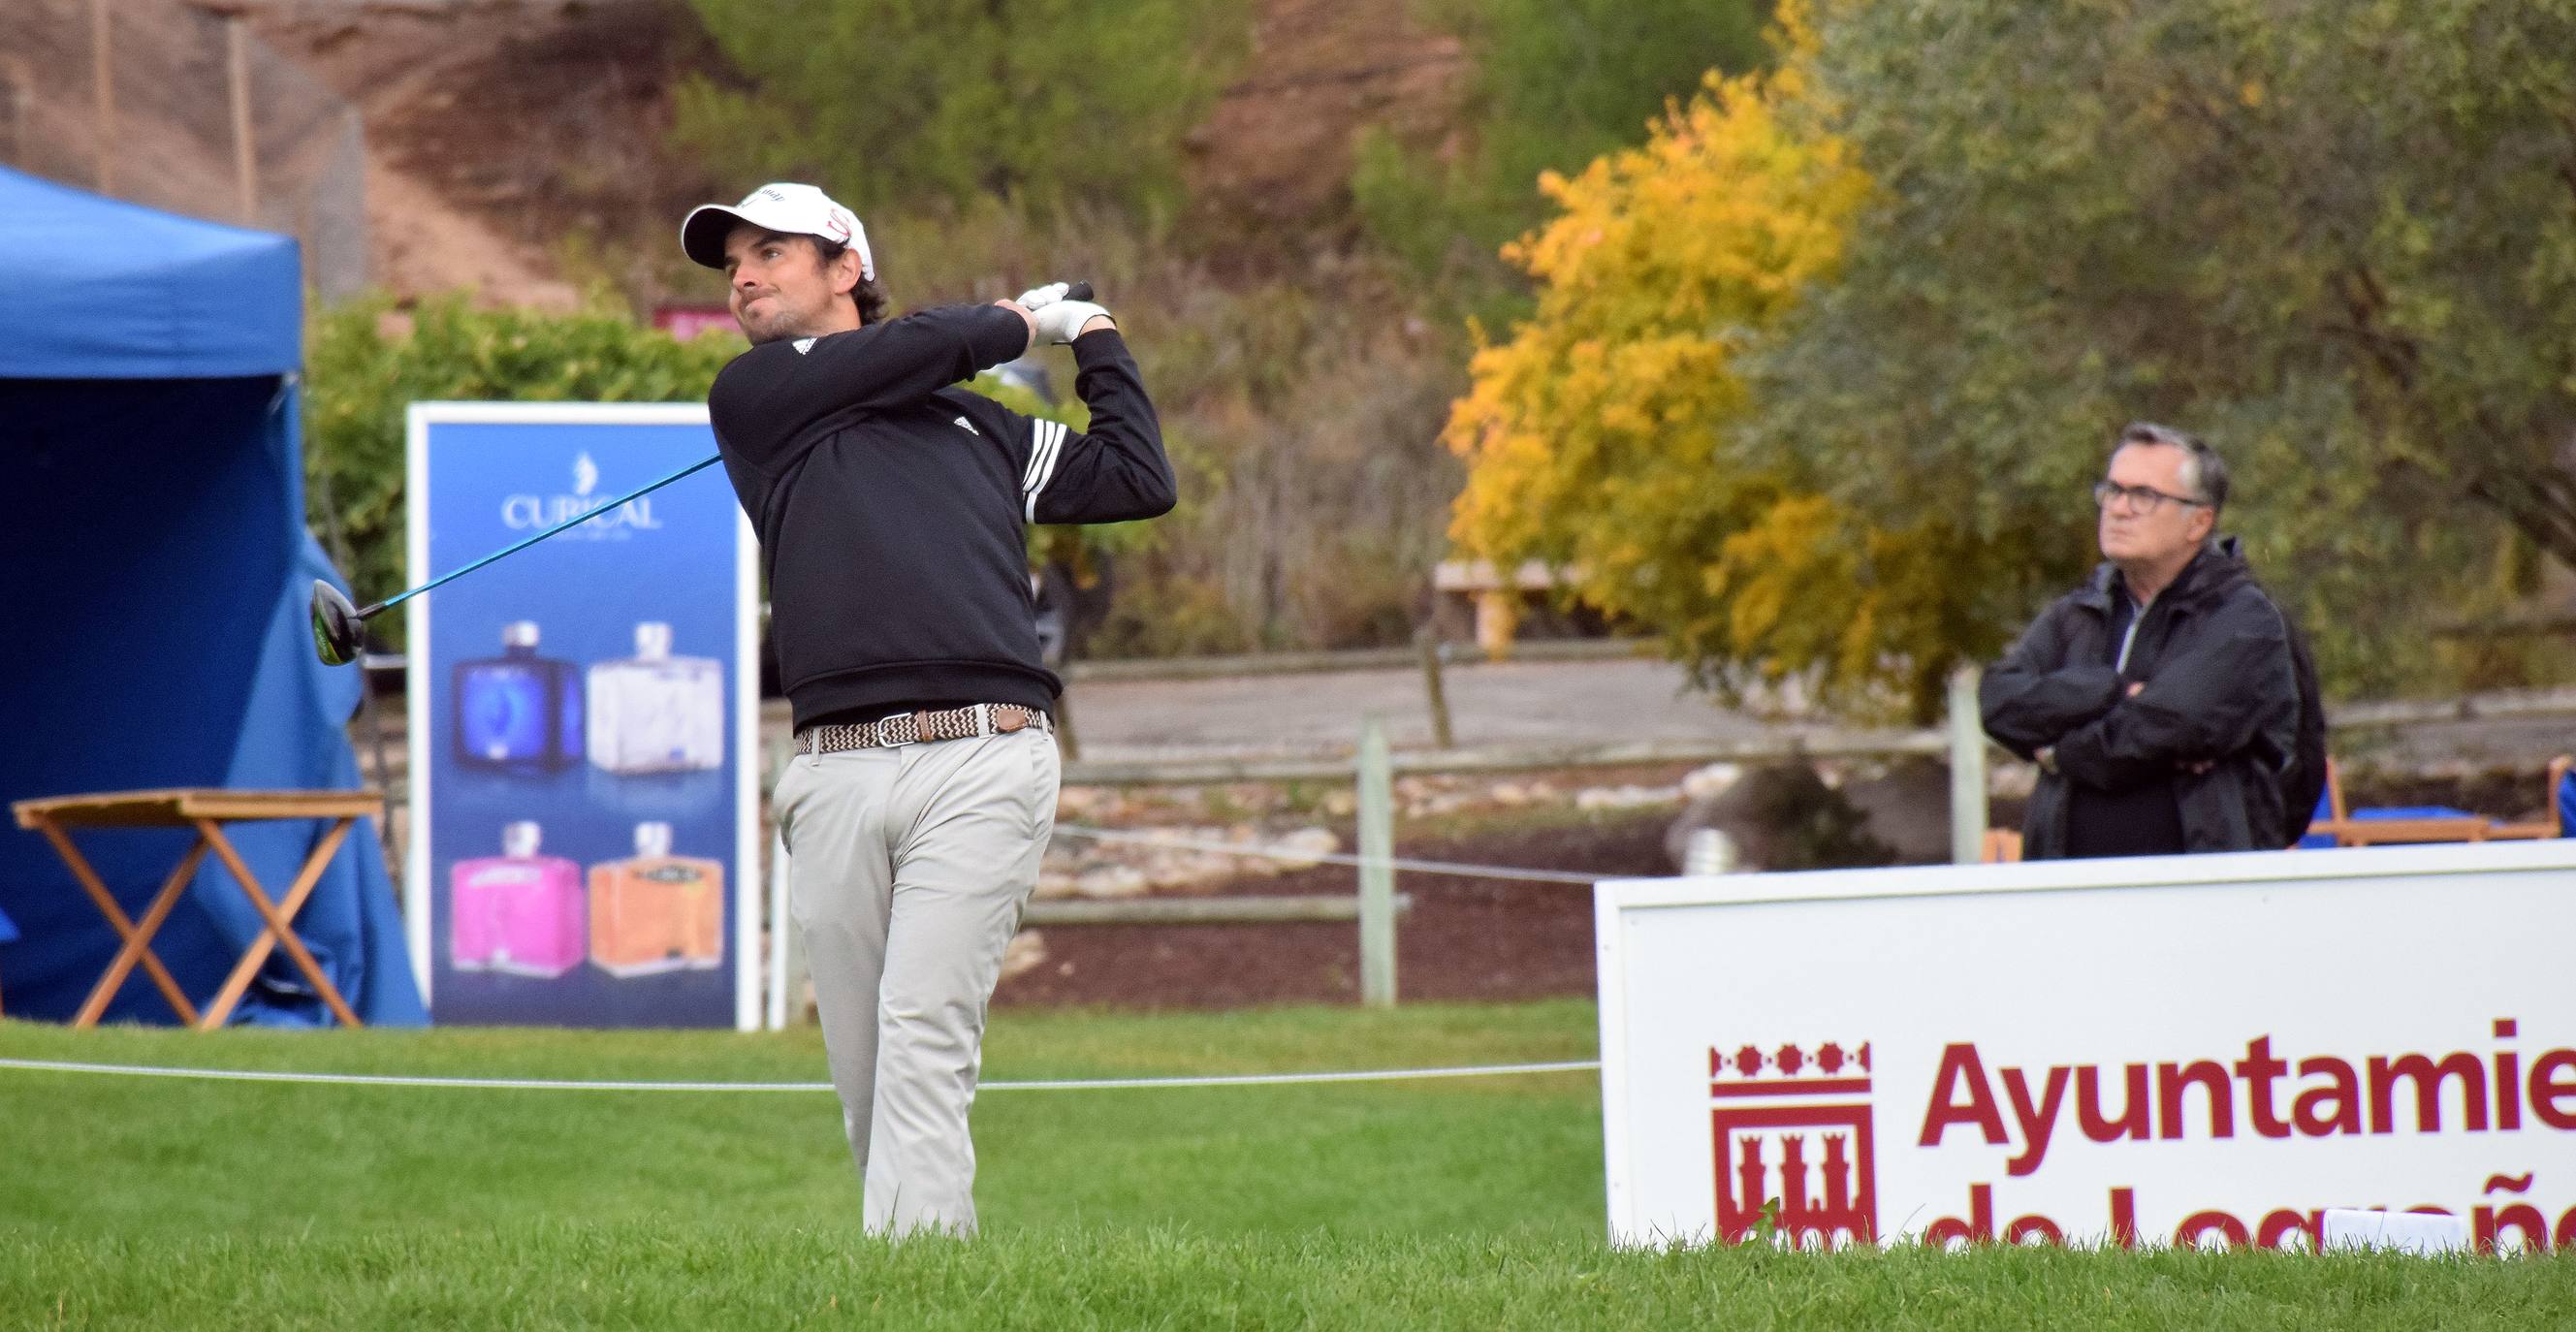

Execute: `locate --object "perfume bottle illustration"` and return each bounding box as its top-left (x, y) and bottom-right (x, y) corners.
top-left (452, 621), bottom-right (583, 771)
top-left (588, 821), bottom-right (725, 976)
top-left (450, 821), bottom-right (586, 977)
top-left (586, 621), bottom-right (724, 775)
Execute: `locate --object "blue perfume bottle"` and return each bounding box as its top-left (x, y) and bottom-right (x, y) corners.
top-left (452, 620), bottom-right (583, 771)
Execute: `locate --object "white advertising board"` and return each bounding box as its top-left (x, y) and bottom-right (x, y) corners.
top-left (1594, 840), bottom-right (2576, 1250)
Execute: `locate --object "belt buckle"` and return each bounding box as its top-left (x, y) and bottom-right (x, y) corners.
top-left (877, 713), bottom-right (924, 747)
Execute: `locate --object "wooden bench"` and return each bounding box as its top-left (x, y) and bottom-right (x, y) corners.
top-left (2309, 755), bottom-right (2568, 847)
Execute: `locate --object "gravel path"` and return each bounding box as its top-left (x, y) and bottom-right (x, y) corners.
top-left (1058, 657), bottom-right (1777, 762)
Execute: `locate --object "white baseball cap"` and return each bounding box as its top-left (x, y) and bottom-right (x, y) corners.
top-left (680, 183), bottom-right (875, 279)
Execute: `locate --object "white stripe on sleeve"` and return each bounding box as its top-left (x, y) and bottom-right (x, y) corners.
top-left (1021, 420), bottom-right (1060, 492)
top-left (1023, 420), bottom-right (1066, 523)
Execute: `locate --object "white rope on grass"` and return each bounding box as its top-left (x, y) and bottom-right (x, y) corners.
top-left (0, 1056), bottom-right (1598, 1094)
top-left (0, 1059), bottom-right (825, 1093)
top-left (1052, 822), bottom-right (1607, 885)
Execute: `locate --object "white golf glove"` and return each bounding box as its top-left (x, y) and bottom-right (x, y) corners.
top-left (1017, 283), bottom-right (1110, 344)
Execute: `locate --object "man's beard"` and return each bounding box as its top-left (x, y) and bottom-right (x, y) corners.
top-left (738, 297), bottom-right (816, 345)
top-left (741, 310), bottom-right (797, 345)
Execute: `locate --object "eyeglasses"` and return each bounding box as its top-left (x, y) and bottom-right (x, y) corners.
top-left (2093, 480), bottom-right (2209, 513)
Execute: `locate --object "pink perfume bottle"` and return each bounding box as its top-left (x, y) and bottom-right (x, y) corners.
top-left (450, 821), bottom-right (586, 977)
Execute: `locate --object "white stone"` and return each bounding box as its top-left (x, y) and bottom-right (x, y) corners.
top-left (1682, 763), bottom-right (1743, 802)
top-left (1145, 856), bottom-right (1204, 891)
top-left (1576, 784), bottom-right (1682, 810)
top-left (1000, 931), bottom-right (1048, 982)
top-left (1269, 826), bottom-right (1341, 869)
top-left (1073, 865), bottom-right (1150, 898)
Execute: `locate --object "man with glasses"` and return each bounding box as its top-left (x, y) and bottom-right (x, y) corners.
top-left (1981, 424), bottom-right (2303, 858)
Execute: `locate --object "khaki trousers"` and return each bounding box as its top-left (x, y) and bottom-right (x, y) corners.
top-left (773, 726), bottom-right (1059, 1236)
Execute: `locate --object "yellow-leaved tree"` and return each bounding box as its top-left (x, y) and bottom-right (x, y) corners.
top-left (1444, 7), bottom-right (1980, 720)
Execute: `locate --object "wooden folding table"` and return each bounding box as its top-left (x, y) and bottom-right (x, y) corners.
top-left (10, 789), bottom-right (383, 1029)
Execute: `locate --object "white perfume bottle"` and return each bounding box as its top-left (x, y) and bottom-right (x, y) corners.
top-left (586, 621), bottom-right (724, 774)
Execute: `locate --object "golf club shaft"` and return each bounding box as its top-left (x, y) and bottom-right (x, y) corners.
top-left (364, 454), bottom-right (722, 617)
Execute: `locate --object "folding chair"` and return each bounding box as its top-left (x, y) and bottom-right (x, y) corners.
top-left (2294, 757), bottom-right (2347, 848)
top-left (2308, 756), bottom-right (2507, 847)
top-left (2492, 754), bottom-right (2573, 840)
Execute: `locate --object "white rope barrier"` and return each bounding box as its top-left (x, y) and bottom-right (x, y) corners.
top-left (1051, 823), bottom-right (1606, 885)
top-left (0, 800), bottom-right (1627, 1095)
top-left (0, 1056), bottom-right (1598, 1094)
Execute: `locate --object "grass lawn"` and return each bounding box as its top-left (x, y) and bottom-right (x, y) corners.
top-left (4, 999), bottom-right (2570, 1329)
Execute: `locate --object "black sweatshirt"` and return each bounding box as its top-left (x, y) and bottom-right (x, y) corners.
top-left (1981, 539), bottom-right (2300, 858)
top-left (706, 303), bottom-right (1175, 729)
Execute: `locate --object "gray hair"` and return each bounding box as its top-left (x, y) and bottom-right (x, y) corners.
top-left (2114, 422), bottom-right (2228, 512)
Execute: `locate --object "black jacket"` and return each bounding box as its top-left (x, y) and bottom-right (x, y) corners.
top-left (1980, 539), bottom-right (2301, 858)
top-left (708, 305), bottom-right (1175, 728)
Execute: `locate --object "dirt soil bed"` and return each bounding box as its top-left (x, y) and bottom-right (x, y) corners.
top-left (988, 765), bottom-right (2562, 1011)
top-left (994, 809), bottom-right (1673, 1010)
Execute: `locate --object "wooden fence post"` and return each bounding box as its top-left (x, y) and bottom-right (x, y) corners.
top-left (1053, 685), bottom-right (1081, 760)
top-left (224, 13), bottom-right (259, 225)
top-left (766, 827), bottom-right (794, 1030)
top-left (1356, 714), bottom-right (1396, 1007)
top-left (1416, 626), bottom-right (1455, 749)
top-left (1949, 665), bottom-right (1988, 865)
top-left (91, 0), bottom-right (114, 192)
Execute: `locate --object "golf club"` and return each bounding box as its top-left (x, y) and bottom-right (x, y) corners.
top-left (311, 282), bottom-right (1095, 666)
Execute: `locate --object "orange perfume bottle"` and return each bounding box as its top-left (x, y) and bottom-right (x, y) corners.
top-left (587, 821), bottom-right (724, 977)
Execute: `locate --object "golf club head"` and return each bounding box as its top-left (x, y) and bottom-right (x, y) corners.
top-left (311, 580), bottom-right (366, 667)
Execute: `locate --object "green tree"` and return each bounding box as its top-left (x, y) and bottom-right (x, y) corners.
top-left (673, 0), bottom-right (1252, 222)
top-left (304, 295), bottom-right (741, 640)
top-left (1443, 11), bottom-right (1990, 714)
top-left (1744, 0), bottom-right (2576, 698)
top-left (1354, 0), bottom-right (1772, 310)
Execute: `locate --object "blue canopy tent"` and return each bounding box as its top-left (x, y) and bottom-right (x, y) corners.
top-left (0, 166), bottom-right (425, 1026)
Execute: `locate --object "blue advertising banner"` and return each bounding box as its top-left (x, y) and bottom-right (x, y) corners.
top-left (406, 404), bottom-right (758, 1029)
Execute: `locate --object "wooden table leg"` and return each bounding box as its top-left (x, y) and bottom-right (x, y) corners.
top-left (194, 817), bottom-right (363, 1029)
top-left (31, 817), bottom-right (204, 1027)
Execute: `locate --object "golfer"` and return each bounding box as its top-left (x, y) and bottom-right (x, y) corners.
top-left (680, 183), bottom-right (1175, 1236)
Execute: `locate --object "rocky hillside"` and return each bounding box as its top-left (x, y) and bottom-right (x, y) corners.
top-left (239, 0), bottom-right (1468, 303)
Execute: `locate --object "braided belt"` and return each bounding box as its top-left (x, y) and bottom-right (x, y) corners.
top-left (795, 703), bottom-right (1053, 755)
